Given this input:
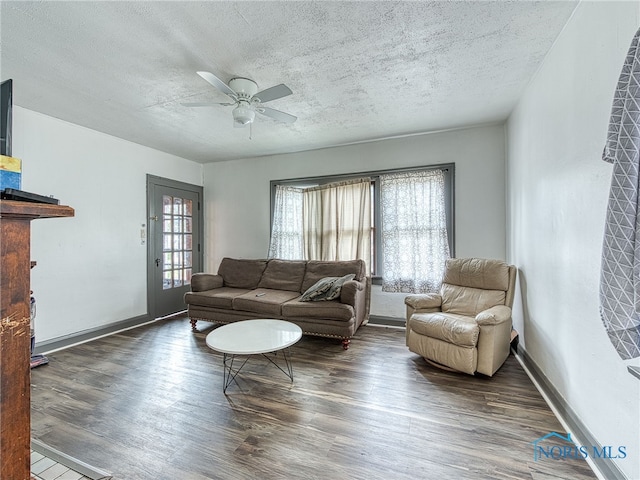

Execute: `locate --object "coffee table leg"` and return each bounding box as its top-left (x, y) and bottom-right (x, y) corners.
top-left (222, 353), bottom-right (250, 394)
top-left (221, 348), bottom-right (296, 393)
top-left (261, 347), bottom-right (295, 382)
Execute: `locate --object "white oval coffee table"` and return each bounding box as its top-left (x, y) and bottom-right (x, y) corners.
top-left (206, 319), bottom-right (302, 393)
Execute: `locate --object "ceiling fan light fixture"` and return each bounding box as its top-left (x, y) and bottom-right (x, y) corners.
top-left (232, 103), bottom-right (255, 126)
top-left (191, 71), bottom-right (295, 128)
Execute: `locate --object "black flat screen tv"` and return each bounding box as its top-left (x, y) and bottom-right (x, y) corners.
top-left (1, 79), bottom-right (12, 157)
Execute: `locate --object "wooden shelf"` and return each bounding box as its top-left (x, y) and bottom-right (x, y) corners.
top-left (0, 200), bottom-right (74, 479)
top-left (0, 199), bottom-right (74, 219)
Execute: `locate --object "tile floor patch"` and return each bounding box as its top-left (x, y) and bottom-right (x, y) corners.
top-left (39, 462), bottom-right (73, 480)
top-left (31, 457), bottom-right (57, 475)
top-left (30, 450), bottom-right (95, 480)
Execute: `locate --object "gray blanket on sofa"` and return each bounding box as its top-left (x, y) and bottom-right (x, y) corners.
top-left (600, 27), bottom-right (640, 360)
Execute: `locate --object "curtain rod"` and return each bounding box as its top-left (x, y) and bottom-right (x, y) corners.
top-left (271, 163), bottom-right (453, 187)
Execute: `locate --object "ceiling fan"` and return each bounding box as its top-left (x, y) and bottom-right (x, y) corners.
top-left (183, 71), bottom-right (297, 128)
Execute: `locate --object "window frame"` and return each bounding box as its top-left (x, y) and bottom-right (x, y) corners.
top-left (269, 163), bottom-right (455, 280)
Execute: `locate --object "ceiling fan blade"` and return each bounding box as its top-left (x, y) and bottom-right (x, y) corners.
top-left (182, 102), bottom-right (235, 107)
top-left (253, 84), bottom-right (292, 103)
top-left (196, 71), bottom-right (237, 99)
top-left (258, 107), bottom-right (297, 124)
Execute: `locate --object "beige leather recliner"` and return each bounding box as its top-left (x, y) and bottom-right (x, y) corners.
top-left (404, 258), bottom-right (516, 376)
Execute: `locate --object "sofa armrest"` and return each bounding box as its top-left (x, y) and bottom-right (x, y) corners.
top-left (340, 279), bottom-right (364, 306)
top-left (190, 273), bottom-right (223, 292)
top-left (476, 305), bottom-right (511, 326)
top-left (404, 294), bottom-right (442, 311)
top-left (340, 278), bottom-right (370, 330)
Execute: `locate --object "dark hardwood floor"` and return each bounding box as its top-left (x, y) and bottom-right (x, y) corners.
top-left (30, 318), bottom-right (596, 480)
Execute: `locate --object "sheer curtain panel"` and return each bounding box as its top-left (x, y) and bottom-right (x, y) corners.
top-left (381, 169), bottom-right (450, 293)
top-left (268, 185), bottom-right (304, 259)
top-left (303, 178), bottom-right (372, 270)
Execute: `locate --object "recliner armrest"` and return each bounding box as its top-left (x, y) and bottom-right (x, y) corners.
top-left (476, 305), bottom-right (511, 326)
top-left (190, 273), bottom-right (224, 292)
top-left (404, 294), bottom-right (442, 311)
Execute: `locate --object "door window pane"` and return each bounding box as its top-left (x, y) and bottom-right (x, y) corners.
top-left (184, 199), bottom-right (193, 216)
top-left (173, 270), bottom-right (183, 287)
top-left (163, 270), bottom-right (172, 290)
top-left (163, 217), bottom-right (172, 233)
top-left (173, 235), bottom-right (183, 251)
top-left (173, 197), bottom-right (183, 215)
top-left (163, 234), bottom-right (172, 251)
top-left (163, 195), bottom-right (172, 214)
top-left (173, 217), bottom-right (182, 233)
top-left (184, 217), bottom-right (192, 233)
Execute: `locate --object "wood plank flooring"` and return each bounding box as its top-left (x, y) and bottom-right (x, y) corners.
top-left (31, 318), bottom-right (597, 480)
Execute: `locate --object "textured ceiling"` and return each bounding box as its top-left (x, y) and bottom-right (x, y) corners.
top-left (0, 1), bottom-right (577, 163)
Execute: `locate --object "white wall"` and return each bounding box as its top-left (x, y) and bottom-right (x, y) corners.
top-left (507, 2), bottom-right (640, 479)
top-left (203, 124), bottom-right (506, 318)
top-left (11, 107), bottom-right (202, 342)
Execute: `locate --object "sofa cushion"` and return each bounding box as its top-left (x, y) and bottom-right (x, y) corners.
top-left (300, 276), bottom-right (338, 302)
top-left (184, 287), bottom-right (252, 309)
top-left (301, 260), bottom-right (366, 292)
top-left (282, 299), bottom-right (354, 321)
top-left (232, 288), bottom-right (301, 316)
top-left (409, 312), bottom-right (479, 348)
top-left (258, 259), bottom-right (307, 292)
top-left (218, 258), bottom-right (268, 289)
top-left (440, 283), bottom-right (506, 317)
top-left (325, 274), bottom-right (356, 301)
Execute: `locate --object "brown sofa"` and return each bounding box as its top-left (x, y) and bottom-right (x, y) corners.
top-left (184, 258), bottom-right (371, 349)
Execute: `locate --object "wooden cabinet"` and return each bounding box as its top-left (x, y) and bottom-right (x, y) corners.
top-left (0, 200), bottom-right (74, 479)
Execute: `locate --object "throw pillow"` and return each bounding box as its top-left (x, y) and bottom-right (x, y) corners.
top-left (299, 276), bottom-right (338, 302)
top-left (324, 274), bottom-right (356, 301)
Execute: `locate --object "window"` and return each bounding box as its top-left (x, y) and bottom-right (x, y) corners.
top-left (379, 169), bottom-right (450, 293)
top-left (269, 164), bottom-right (454, 291)
top-left (269, 178), bottom-right (372, 270)
top-left (268, 186), bottom-right (304, 260)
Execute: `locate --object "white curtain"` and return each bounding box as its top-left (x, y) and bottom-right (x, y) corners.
top-left (267, 185), bottom-right (304, 259)
top-left (381, 169), bottom-right (450, 293)
top-left (303, 178), bottom-right (372, 270)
